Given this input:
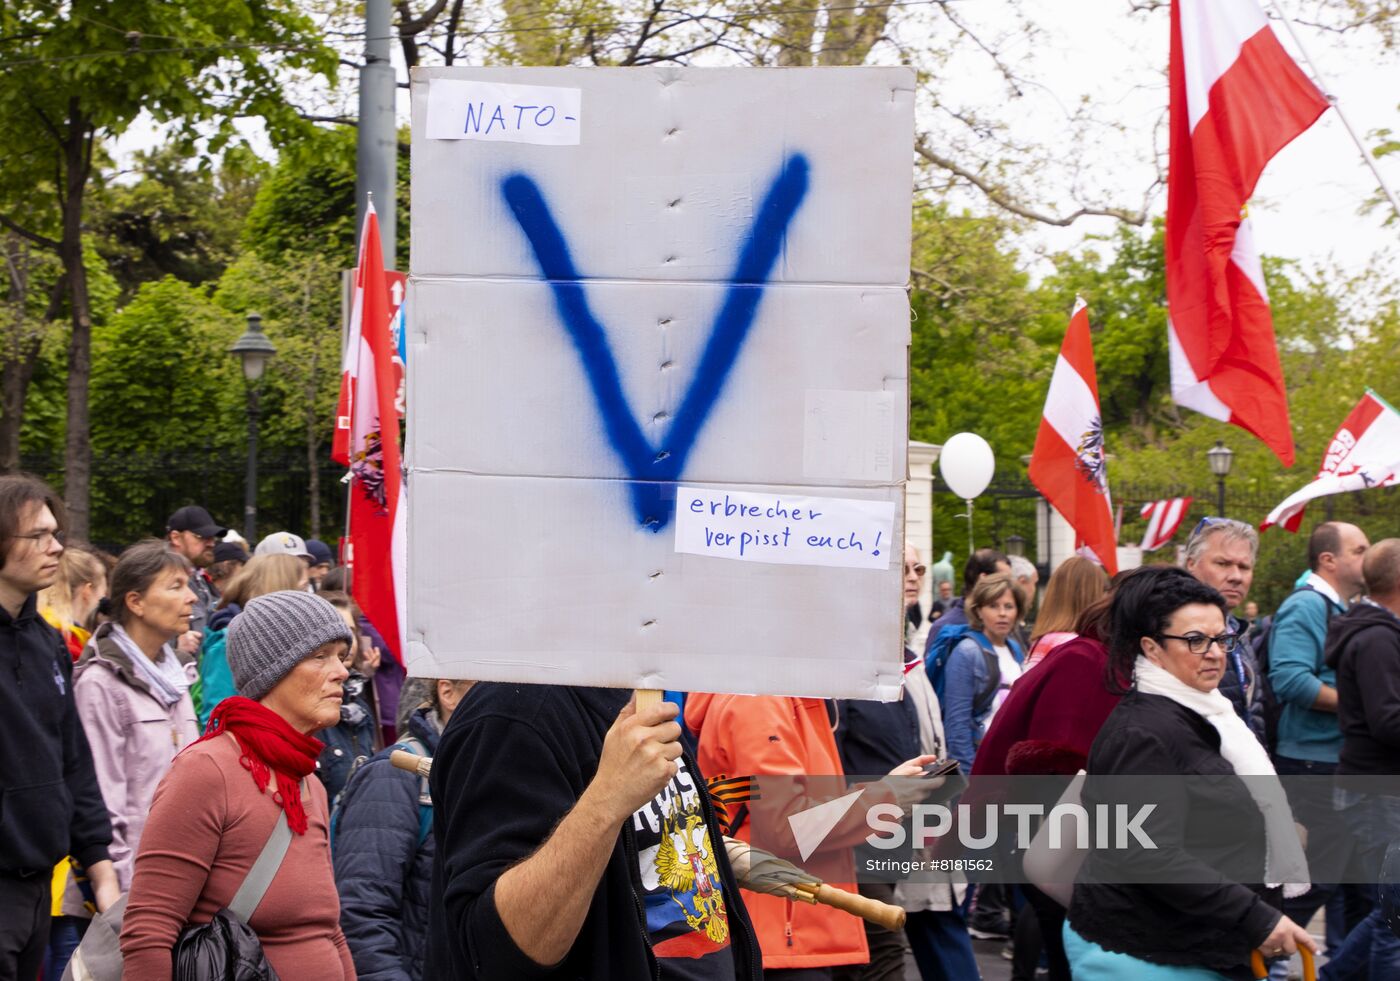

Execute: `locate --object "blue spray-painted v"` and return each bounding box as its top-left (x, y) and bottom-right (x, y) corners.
top-left (501, 154), bottom-right (810, 531)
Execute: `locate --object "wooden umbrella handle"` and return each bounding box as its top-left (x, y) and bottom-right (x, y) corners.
top-left (805, 883), bottom-right (906, 932)
top-left (1251, 946), bottom-right (1315, 981)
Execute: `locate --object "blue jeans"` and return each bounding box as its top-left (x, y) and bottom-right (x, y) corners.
top-left (1318, 789), bottom-right (1400, 980)
top-left (1272, 754), bottom-right (1370, 971)
top-left (42, 915), bottom-right (85, 980)
top-left (906, 908), bottom-right (980, 981)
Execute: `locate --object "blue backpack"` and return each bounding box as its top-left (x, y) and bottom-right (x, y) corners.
top-left (925, 624), bottom-right (1005, 715)
top-left (330, 737), bottom-right (433, 851)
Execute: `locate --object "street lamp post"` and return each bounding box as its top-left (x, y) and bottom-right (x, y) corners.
top-left (1005, 533), bottom-right (1026, 558)
top-left (1207, 440), bottom-right (1234, 517)
top-left (230, 313), bottom-right (276, 543)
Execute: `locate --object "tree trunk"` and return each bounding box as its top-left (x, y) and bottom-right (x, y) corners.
top-left (1, 239), bottom-right (33, 473)
top-left (60, 103), bottom-right (94, 540)
top-left (0, 250), bottom-right (66, 474)
top-left (0, 335), bottom-right (43, 473)
top-left (306, 347), bottom-right (321, 539)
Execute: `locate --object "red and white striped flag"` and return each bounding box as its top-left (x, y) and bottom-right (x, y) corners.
top-left (1029, 298), bottom-right (1119, 575)
top-left (343, 203), bottom-right (406, 662)
top-left (1166, 0), bottom-right (1329, 467)
top-left (1262, 390), bottom-right (1400, 532)
top-left (1140, 497), bottom-right (1194, 551)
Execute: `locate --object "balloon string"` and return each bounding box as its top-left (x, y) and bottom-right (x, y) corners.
top-left (965, 498), bottom-right (974, 555)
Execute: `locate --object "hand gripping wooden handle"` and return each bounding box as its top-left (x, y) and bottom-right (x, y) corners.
top-left (809, 883), bottom-right (906, 932)
top-left (1251, 946), bottom-right (1315, 981)
top-left (390, 750), bottom-right (432, 779)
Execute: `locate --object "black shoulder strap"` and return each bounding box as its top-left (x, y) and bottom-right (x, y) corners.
top-left (974, 646), bottom-right (1001, 715)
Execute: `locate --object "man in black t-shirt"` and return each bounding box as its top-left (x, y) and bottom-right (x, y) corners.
top-left (427, 683), bottom-right (761, 981)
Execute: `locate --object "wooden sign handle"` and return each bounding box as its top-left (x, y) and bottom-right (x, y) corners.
top-left (635, 688), bottom-right (664, 713)
top-left (1251, 946), bottom-right (1315, 981)
top-left (390, 749), bottom-right (432, 779)
top-left (803, 882), bottom-right (906, 932)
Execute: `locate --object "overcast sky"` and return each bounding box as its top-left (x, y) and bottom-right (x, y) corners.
top-left (911, 0), bottom-right (1399, 289)
top-left (113, 1), bottom-right (1400, 295)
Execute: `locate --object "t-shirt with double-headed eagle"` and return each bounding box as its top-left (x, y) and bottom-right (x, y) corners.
top-left (631, 755), bottom-right (738, 980)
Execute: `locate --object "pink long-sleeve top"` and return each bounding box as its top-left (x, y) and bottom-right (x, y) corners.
top-left (120, 731), bottom-right (356, 980)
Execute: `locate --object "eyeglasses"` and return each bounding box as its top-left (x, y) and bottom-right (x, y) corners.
top-left (904, 563), bottom-right (927, 577)
top-left (15, 529), bottom-right (64, 549)
top-left (1158, 632), bottom-right (1240, 656)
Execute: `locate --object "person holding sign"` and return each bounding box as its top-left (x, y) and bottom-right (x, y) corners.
top-left (425, 683), bottom-right (762, 980)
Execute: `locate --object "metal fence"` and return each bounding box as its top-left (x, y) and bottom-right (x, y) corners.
top-left (21, 451), bottom-right (347, 553)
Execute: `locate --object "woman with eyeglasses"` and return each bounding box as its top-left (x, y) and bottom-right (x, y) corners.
top-left (1065, 565), bottom-right (1317, 980)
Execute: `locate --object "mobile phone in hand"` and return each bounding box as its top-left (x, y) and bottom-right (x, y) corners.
top-left (921, 759), bottom-right (961, 778)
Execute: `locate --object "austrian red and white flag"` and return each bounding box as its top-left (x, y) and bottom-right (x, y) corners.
top-left (1029, 298), bottom-right (1119, 575)
top-left (343, 203), bottom-right (406, 662)
top-left (333, 258), bottom-right (407, 465)
top-left (1140, 497), bottom-right (1194, 551)
top-left (1262, 390), bottom-right (1400, 532)
top-left (1166, 0), bottom-right (1329, 467)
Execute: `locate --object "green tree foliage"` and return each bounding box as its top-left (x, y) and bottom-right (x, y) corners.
top-left (242, 126), bottom-right (410, 269)
top-left (215, 251), bottom-right (344, 539)
top-left (85, 277), bottom-right (245, 543)
top-left (93, 145), bottom-right (267, 298)
top-left (0, 0), bottom-right (336, 537)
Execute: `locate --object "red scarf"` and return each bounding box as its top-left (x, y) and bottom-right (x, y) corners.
top-left (198, 697), bottom-right (323, 834)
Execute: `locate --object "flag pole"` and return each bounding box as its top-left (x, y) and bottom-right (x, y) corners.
top-left (1268, 0), bottom-right (1400, 223)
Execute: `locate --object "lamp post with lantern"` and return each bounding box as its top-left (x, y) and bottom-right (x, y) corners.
top-left (1207, 440), bottom-right (1234, 517)
top-left (230, 313), bottom-right (276, 542)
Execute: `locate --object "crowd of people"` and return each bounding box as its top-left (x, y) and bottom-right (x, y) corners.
top-left (1, 469), bottom-right (1397, 981)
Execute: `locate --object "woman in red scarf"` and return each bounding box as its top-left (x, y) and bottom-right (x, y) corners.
top-left (120, 590), bottom-right (358, 981)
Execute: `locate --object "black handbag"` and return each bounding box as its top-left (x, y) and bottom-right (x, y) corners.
top-left (171, 802), bottom-right (295, 981)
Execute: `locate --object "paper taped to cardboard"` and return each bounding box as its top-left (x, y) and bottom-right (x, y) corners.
top-left (425, 78), bottom-right (582, 145)
top-left (674, 487), bottom-right (896, 570)
top-left (407, 66), bottom-right (913, 700)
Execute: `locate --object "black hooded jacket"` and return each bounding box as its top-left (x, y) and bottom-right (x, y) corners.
top-left (1325, 599), bottom-right (1400, 776)
top-left (0, 593), bottom-right (111, 872)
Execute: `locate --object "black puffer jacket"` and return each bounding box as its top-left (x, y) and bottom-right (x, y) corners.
top-left (333, 705), bottom-right (440, 981)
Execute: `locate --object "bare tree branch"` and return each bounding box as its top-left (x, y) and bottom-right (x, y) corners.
top-left (444, 0), bottom-right (466, 65)
top-left (0, 215), bottom-right (59, 252)
top-left (916, 140), bottom-right (1149, 227)
top-left (299, 112), bottom-right (357, 126)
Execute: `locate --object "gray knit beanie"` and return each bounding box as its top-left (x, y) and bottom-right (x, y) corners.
top-left (227, 590), bottom-right (355, 700)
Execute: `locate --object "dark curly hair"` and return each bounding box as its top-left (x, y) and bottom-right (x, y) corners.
top-left (1104, 565), bottom-right (1227, 695)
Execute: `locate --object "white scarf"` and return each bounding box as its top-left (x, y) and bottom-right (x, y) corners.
top-left (107, 623), bottom-right (189, 709)
top-left (1134, 655), bottom-right (1310, 897)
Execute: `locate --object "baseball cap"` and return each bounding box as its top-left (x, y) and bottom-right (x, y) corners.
top-left (213, 541), bottom-right (249, 564)
top-left (305, 539), bottom-right (335, 567)
top-left (254, 531), bottom-right (314, 560)
top-left (168, 505), bottom-right (227, 539)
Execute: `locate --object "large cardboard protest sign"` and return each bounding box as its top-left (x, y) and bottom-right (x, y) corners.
top-left (406, 66), bottom-right (914, 700)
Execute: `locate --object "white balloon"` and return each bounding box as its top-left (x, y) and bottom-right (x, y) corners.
top-left (939, 432), bottom-right (995, 500)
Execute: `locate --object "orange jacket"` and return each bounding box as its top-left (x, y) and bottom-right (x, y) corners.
top-left (686, 693), bottom-right (879, 970)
